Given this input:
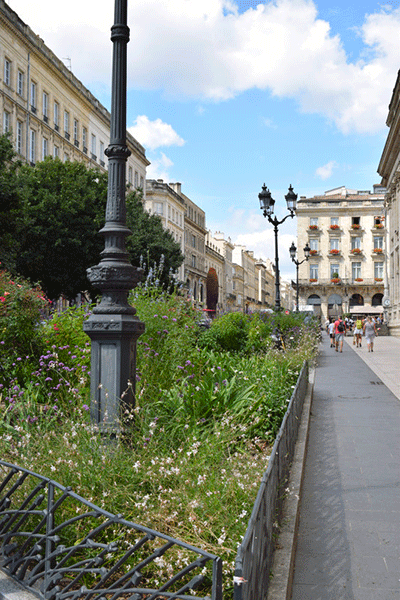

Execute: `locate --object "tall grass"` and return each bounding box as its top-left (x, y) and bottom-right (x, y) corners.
top-left (0, 279), bottom-right (319, 595)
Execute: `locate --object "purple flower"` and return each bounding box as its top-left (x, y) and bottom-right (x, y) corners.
top-left (82, 404), bottom-right (89, 411)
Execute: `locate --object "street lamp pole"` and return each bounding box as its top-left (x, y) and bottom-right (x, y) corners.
top-left (259, 184), bottom-right (297, 310)
top-left (289, 241), bottom-right (310, 312)
top-left (83, 0), bottom-right (145, 435)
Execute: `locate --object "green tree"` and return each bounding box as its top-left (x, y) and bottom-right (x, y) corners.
top-left (0, 133), bottom-right (21, 271)
top-left (16, 157), bottom-right (107, 300)
top-left (206, 268), bottom-right (219, 312)
top-left (125, 189), bottom-right (184, 290)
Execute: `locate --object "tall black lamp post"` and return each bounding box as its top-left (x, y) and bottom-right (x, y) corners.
top-left (289, 241), bottom-right (310, 312)
top-left (83, 0), bottom-right (145, 435)
top-left (259, 184), bottom-right (297, 310)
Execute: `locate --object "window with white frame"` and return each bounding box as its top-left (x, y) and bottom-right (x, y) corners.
top-left (352, 262), bottom-right (361, 279)
top-left (64, 111), bottom-right (69, 136)
top-left (373, 236), bottom-right (383, 250)
top-left (42, 137), bottom-right (48, 159)
top-left (17, 70), bottom-right (24, 96)
top-left (191, 234), bottom-right (196, 248)
top-left (191, 255), bottom-right (196, 268)
top-left (4, 59), bottom-right (11, 86)
top-left (64, 152), bottom-right (69, 162)
top-left (3, 111), bottom-right (10, 133)
top-left (29, 129), bottom-right (36, 163)
top-left (330, 238), bottom-right (340, 250)
top-left (42, 92), bottom-right (48, 119)
top-left (16, 121), bottom-right (23, 154)
top-left (331, 217), bottom-right (339, 226)
top-left (154, 202), bottom-right (163, 215)
top-left (74, 119), bottom-right (79, 143)
top-left (309, 238), bottom-right (318, 251)
top-left (128, 166), bottom-right (133, 184)
top-left (351, 236), bottom-right (361, 250)
top-left (30, 82), bottom-right (36, 110)
top-left (330, 264), bottom-right (339, 278)
top-left (134, 171), bottom-right (139, 188)
top-left (91, 134), bottom-right (96, 159)
top-left (140, 176), bottom-right (144, 188)
top-left (374, 262), bottom-right (383, 279)
top-left (99, 141), bottom-right (104, 164)
top-left (54, 145), bottom-right (59, 158)
top-left (82, 127), bottom-right (87, 152)
top-left (310, 264), bottom-right (318, 279)
top-left (54, 101), bottom-right (59, 128)
top-left (310, 217), bottom-right (318, 227)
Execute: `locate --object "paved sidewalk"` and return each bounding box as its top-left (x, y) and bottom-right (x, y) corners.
top-left (291, 335), bottom-right (400, 600)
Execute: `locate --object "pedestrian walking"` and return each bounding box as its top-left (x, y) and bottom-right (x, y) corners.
top-left (334, 316), bottom-right (345, 352)
top-left (328, 319), bottom-right (336, 347)
top-left (363, 316), bottom-right (377, 352)
top-left (354, 316), bottom-right (363, 348)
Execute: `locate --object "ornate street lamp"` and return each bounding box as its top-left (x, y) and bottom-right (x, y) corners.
top-left (289, 241), bottom-right (310, 312)
top-left (259, 184), bottom-right (297, 310)
top-left (83, 0), bottom-right (145, 435)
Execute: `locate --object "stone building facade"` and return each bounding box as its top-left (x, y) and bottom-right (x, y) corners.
top-left (0, 0), bottom-right (148, 188)
top-left (378, 69), bottom-right (400, 336)
top-left (296, 186), bottom-right (386, 321)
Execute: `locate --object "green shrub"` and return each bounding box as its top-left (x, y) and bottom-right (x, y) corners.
top-left (197, 311), bottom-right (250, 352)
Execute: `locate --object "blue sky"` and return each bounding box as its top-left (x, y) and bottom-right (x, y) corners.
top-left (8, 0), bottom-right (400, 279)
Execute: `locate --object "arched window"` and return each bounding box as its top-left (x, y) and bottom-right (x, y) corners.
top-left (307, 294), bottom-right (321, 305)
top-left (349, 293), bottom-right (364, 307)
top-left (372, 293), bottom-right (383, 306)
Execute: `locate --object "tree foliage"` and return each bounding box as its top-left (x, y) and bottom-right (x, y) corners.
top-left (125, 190), bottom-right (184, 290)
top-left (0, 134), bottom-right (21, 271)
top-left (15, 157), bottom-right (108, 300)
top-left (206, 268), bottom-right (219, 311)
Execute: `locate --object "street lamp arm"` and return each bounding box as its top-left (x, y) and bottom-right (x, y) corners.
top-left (267, 212), bottom-right (295, 228)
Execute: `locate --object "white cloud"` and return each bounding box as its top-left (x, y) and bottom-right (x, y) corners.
top-left (146, 152), bottom-right (175, 182)
top-left (128, 116), bottom-right (185, 151)
top-left (8, 0), bottom-right (400, 134)
top-left (315, 160), bottom-right (338, 180)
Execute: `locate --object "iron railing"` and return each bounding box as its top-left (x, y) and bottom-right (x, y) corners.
top-left (0, 461), bottom-right (223, 600)
top-left (233, 362), bottom-right (309, 600)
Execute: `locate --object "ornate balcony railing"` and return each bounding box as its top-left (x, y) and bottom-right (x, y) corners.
top-left (0, 461), bottom-right (223, 600)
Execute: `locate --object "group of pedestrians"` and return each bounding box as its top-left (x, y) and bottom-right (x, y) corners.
top-left (327, 315), bottom-right (378, 353)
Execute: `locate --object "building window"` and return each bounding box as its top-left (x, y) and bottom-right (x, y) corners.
top-left (99, 141), bottom-right (104, 166)
top-left (16, 121), bottom-right (23, 154)
top-left (42, 92), bottom-right (48, 121)
top-left (374, 216), bottom-right (383, 227)
top-left (373, 236), bottom-right (383, 250)
top-left (374, 262), bottom-right (383, 279)
top-left (331, 217), bottom-right (339, 226)
top-left (191, 234), bottom-right (196, 248)
top-left (91, 134), bottom-right (96, 160)
top-left (309, 238), bottom-right (318, 251)
top-left (140, 176), bottom-right (144, 189)
top-left (64, 111), bottom-right (70, 138)
top-left (134, 171), bottom-right (139, 188)
top-left (30, 82), bottom-right (37, 112)
top-left (29, 129), bottom-right (36, 164)
top-left (82, 127), bottom-right (87, 153)
top-left (352, 216), bottom-right (360, 226)
top-left (310, 264), bottom-right (318, 280)
top-left (4, 59), bottom-right (11, 86)
top-left (192, 255), bottom-right (196, 268)
top-left (351, 236), bottom-right (361, 250)
top-left (64, 152), bottom-right (69, 162)
top-left (54, 145), bottom-right (59, 158)
top-left (54, 101), bottom-right (59, 130)
top-left (154, 202), bottom-right (163, 215)
top-left (330, 238), bottom-right (340, 251)
top-left (17, 70), bottom-right (24, 96)
top-left (74, 119), bottom-right (79, 145)
top-left (330, 264), bottom-right (339, 278)
top-left (352, 262), bottom-right (361, 279)
top-left (3, 111), bottom-right (10, 133)
top-left (42, 137), bottom-right (48, 159)
top-left (128, 166), bottom-right (133, 184)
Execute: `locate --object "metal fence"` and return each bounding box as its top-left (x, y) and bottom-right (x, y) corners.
top-left (0, 461), bottom-right (223, 600)
top-left (233, 361), bottom-right (309, 600)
